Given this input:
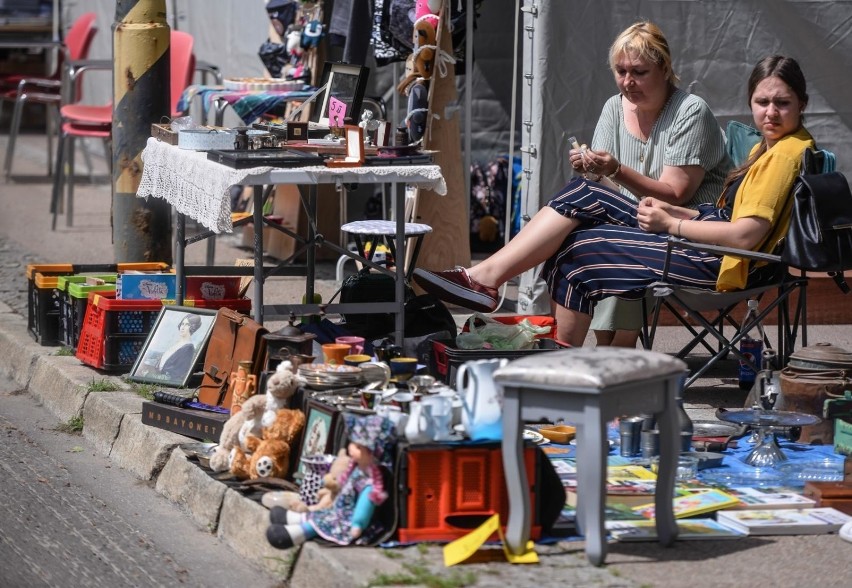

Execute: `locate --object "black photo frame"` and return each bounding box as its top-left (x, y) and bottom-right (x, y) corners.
top-left (129, 307), bottom-right (217, 388)
top-left (314, 62), bottom-right (369, 128)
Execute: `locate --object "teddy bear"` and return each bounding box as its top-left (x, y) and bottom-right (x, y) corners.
top-left (230, 434), bottom-right (291, 480)
top-left (261, 448), bottom-right (351, 512)
top-left (229, 408), bottom-right (305, 480)
top-left (209, 360), bottom-right (302, 472)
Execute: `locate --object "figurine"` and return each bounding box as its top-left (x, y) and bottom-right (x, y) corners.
top-left (266, 413), bottom-right (397, 548)
top-left (359, 110), bottom-right (380, 146)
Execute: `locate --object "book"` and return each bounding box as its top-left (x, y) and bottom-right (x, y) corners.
top-left (633, 488), bottom-right (740, 519)
top-left (724, 486), bottom-right (817, 510)
top-left (716, 507), bottom-right (852, 535)
top-left (606, 518), bottom-right (747, 542)
top-left (564, 464), bottom-right (658, 508)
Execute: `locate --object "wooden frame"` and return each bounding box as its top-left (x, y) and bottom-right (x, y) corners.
top-left (315, 62), bottom-right (369, 128)
top-left (129, 307), bottom-right (217, 388)
top-left (326, 125), bottom-right (365, 167)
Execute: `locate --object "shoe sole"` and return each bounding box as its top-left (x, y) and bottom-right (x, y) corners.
top-left (413, 269), bottom-right (497, 313)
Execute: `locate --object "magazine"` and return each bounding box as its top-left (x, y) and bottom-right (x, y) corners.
top-left (716, 507), bottom-right (852, 535)
top-left (606, 518), bottom-right (746, 541)
top-left (724, 486), bottom-right (817, 510)
top-left (633, 488), bottom-right (740, 519)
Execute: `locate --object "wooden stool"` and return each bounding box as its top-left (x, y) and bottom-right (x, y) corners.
top-left (338, 219), bottom-right (432, 281)
top-left (493, 347), bottom-right (687, 565)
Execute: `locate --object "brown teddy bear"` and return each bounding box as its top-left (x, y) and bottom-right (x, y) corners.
top-left (210, 360), bottom-right (302, 472)
top-left (230, 435), bottom-right (291, 480)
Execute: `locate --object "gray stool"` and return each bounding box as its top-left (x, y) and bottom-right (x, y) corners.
top-left (338, 219), bottom-right (432, 281)
top-left (493, 347), bottom-right (687, 565)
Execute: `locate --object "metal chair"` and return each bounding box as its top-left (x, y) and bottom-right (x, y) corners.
top-left (51, 30), bottom-right (196, 229)
top-left (1, 12), bottom-right (98, 180)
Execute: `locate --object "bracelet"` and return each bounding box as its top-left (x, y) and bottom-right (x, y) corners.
top-left (607, 162), bottom-right (622, 180)
top-left (677, 219), bottom-right (684, 238)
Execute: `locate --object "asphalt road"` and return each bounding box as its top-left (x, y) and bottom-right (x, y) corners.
top-left (0, 381), bottom-right (285, 588)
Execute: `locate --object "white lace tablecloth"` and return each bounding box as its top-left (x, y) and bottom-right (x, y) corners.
top-left (137, 137), bottom-right (447, 233)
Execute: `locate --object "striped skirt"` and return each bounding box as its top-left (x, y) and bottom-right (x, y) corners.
top-left (541, 177), bottom-right (727, 315)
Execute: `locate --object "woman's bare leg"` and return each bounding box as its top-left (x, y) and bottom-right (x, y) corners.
top-left (467, 207), bottom-right (579, 289)
top-left (554, 304), bottom-right (593, 347)
top-left (595, 329), bottom-right (640, 348)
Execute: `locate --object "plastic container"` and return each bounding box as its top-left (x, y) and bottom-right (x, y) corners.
top-left (57, 274), bottom-right (117, 349)
top-left (75, 294), bottom-right (252, 372)
top-left (430, 337), bottom-right (568, 384)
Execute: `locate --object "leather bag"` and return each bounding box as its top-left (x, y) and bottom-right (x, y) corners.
top-left (780, 152), bottom-right (852, 291)
top-left (197, 308), bottom-right (268, 407)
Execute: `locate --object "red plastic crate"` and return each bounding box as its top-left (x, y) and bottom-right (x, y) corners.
top-left (396, 443), bottom-right (541, 543)
top-left (75, 294), bottom-right (252, 372)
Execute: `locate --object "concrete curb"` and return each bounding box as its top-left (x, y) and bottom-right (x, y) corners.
top-left (0, 311), bottom-right (406, 584)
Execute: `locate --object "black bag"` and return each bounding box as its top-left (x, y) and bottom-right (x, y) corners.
top-left (781, 165), bottom-right (852, 293)
top-left (338, 268), bottom-right (414, 339)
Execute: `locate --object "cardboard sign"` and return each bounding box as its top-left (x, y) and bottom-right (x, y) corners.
top-left (328, 96), bottom-right (347, 127)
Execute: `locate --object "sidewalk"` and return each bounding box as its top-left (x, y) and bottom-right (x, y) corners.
top-left (2, 132), bottom-right (852, 587)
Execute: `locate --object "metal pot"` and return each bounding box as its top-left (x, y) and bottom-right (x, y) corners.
top-left (777, 343), bottom-right (852, 444)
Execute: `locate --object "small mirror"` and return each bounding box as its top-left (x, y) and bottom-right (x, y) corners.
top-left (315, 62), bottom-right (369, 129)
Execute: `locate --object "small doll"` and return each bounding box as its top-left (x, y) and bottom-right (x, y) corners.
top-left (266, 413), bottom-right (397, 549)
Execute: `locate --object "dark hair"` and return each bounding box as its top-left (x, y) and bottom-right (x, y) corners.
top-left (720, 55), bottom-right (808, 197)
top-left (179, 314), bottom-right (202, 335)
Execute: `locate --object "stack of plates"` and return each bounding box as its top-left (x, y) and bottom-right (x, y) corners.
top-left (299, 363), bottom-right (364, 390)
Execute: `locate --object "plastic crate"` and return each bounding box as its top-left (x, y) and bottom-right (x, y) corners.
top-left (26, 262), bottom-right (169, 346)
top-left (57, 275), bottom-right (118, 349)
top-left (431, 337), bottom-right (568, 384)
top-left (396, 443), bottom-right (541, 543)
top-left (75, 294), bottom-right (252, 372)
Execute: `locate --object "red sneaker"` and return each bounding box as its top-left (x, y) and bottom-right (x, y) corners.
top-left (413, 267), bottom-right (498, 312)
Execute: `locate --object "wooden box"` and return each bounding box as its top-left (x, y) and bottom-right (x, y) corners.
top-left (151, 123), bottom-right (179, 145)
top-left (141, 401), bottom-right (228, 442)
top-left (803, 481), bottom-right (852, 515)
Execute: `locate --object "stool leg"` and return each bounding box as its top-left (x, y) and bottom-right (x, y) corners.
top-left (653, 378), bottom-right (681, 547)
top-left (405, 235), bottom-right (426, 281)
top-left (66, 136), bottom-right (76, 227)
top-left (500, 386), bottom-right (531, 556)
top-left (51, 131), bottom-right (67, 231)
top-left (575, 405), bottom-right (608, 566)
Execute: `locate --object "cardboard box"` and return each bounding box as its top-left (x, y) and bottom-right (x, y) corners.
top-left (117, 273), bottom-right (176, 300)
top-left (185, 276), bottom-right (242, 300)
top-left (141, 401), bottom-right (228, 441)
top-left (803, 481), bottom-right (852, 515)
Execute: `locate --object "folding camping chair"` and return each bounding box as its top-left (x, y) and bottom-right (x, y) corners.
top-left (640, 146), bottom-right (835, 388)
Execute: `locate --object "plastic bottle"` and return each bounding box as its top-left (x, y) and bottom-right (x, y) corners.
top-left (738, 299), bottom-right (764, 390)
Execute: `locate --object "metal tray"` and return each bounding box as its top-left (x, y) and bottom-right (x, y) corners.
top-left (206, 148), bottom-right (326, 169)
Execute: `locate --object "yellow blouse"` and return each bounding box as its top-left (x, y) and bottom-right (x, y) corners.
top-left (716, 127), bottom-right (815, 291)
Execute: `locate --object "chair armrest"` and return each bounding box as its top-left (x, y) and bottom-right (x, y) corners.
top-left (195, 60), bottom-right (224, 85)
top-left (16, 77), bottom-right (62, 92)
top-left (66, 59), bottom-right (113, 83)
top-left (666, 236), bottom-right (782, 264)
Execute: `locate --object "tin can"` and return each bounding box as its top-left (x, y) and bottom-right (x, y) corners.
top-left (738, 336), bottom-right (763, 390)
top-left (641, 429), bottom-right (660, 458)
top-left (619, 417), bottom-right (643, 457)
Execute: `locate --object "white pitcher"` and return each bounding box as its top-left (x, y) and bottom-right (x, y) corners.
top-left (456, 358), bottom-right (508, 441)
top-left (403, 400), bottom-right (434, 444)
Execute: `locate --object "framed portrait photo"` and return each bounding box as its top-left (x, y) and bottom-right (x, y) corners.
top-left (315, 62), bottom-right (369, 128)
top-left (129, 307), bottom-right (217, 388)
top-left (296, 399), bottom-right (340, 476)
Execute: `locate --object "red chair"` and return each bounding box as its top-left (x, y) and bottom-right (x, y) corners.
top-left (51, 30), bottom-right (196, 229)
top-left (1, 12), bottom-right (98, 180)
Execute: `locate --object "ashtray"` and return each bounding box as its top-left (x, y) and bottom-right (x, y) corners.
top-left (538, 424), bottom-right (576, 444)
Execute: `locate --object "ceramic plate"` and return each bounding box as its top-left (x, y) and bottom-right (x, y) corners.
top-left (523, 430), bottom-right (549, 445)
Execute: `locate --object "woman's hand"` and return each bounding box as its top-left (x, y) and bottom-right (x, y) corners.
top-left (636, 198), bottom-right (677, 234)
top-left (581, 148), bottom-right (619, 177)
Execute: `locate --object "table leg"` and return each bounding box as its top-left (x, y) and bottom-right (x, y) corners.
top-left (252, 185), bottom-right (264, 323)
top-left (306, 185), bottom-right (317, 305)
top-left (393, 184), bottom-right (405, 344)
top-left (500, 386), bottom-right (530, 555)
top-left (575, 403), bottom-right (607, 566)
top-left (175, 212), bottom-right (186, 304)
top-left (654, 379), bottom-right (681, 547)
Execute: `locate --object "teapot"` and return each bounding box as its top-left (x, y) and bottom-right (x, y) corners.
top-left (456, 358), bottom-right (508, 441)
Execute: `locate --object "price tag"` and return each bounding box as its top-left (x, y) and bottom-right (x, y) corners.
top-left (328, 96), bottom-right (347, 126)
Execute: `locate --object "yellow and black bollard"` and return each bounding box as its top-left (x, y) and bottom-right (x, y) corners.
top-left (112, 0), bottom-right (172, 263)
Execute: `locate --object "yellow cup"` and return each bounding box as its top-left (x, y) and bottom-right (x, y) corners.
top-left (344, 354), bottom-right (372, 366)
top-left (322, 343), bottom-right (351, 366)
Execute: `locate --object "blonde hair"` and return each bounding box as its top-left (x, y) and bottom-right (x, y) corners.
top-left (608, 21), bottom-right (679, 85)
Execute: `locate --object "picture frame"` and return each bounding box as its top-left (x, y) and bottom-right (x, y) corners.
top-left (314, 62), bottom-right (369, 129)
top-left (296, 398), bottom-right (340, 476)
top-left (128, 306), bottom-right (217, 388)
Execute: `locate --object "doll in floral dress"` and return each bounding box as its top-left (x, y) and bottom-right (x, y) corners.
top-left (267, 413), bottom-right (397, 548)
